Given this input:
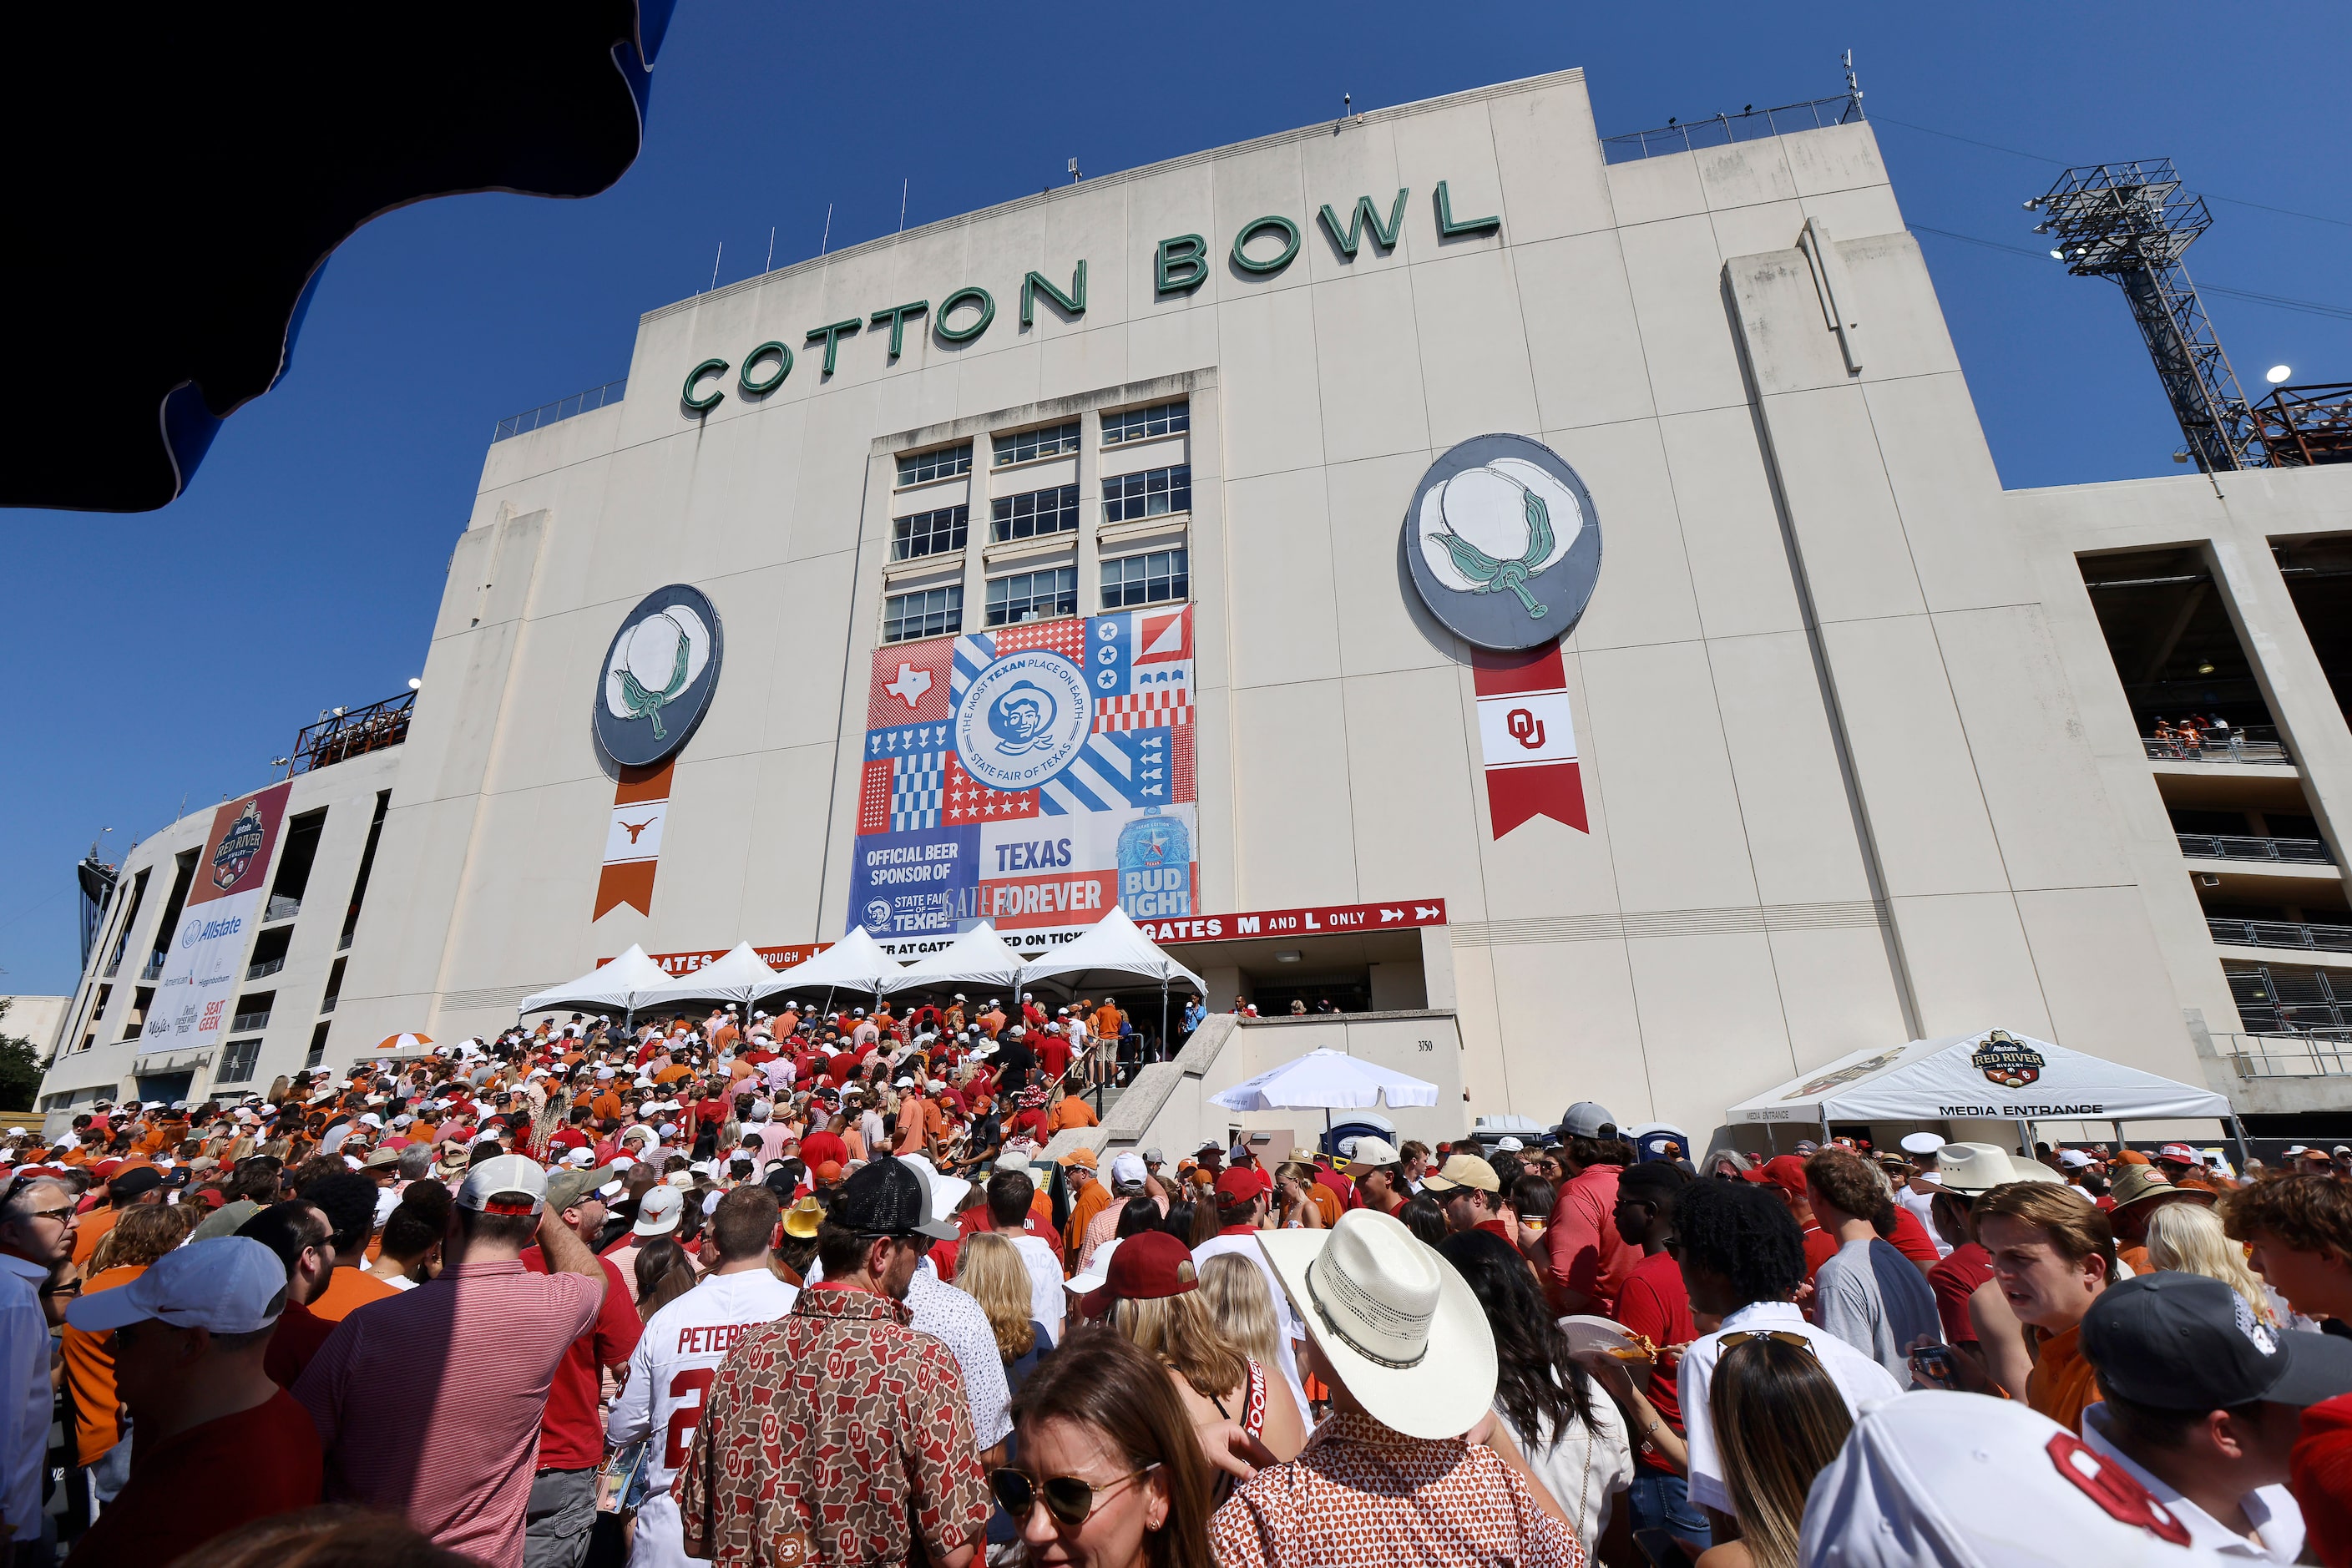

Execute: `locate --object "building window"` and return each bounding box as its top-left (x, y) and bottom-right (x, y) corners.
top-left (987, 567), bottom-right (1078, 627)
top-left (216, 1038), bottom-right (264, 1085)
top-left (1103, 465), bottom-right (1191, 524)
top-left (992, 484), bottom-right (1080, 544)
top-left (883, 585), bottom-right (964, 644)
top-left (1101, 547), bottom-right (1189, 609)
top-left (994, 421), bottom-right (1080, 467)
top-left (897, 443), bottom-right (973, 487)
top-left (1102, 399), bottom-right (1190, 446)
top-left (893, 504), bottom-right (969, 560)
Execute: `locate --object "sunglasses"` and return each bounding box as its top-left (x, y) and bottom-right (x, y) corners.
top-left (1718, 1328), bottom-right (1818, 1358)
top-left (990, 1464), bottom-right (1156, 1527)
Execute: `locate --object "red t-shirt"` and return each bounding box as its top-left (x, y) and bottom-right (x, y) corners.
top-left (1039, 1036), bottom-right (1070, 1081)
top-left (1545, 1165), bottom-right (1635, 1315)
top-left (1612, 1250), bottom-right (1696, 1474)
top-left (63, 1389), bottom-right (322, 1568)
top-left (518, 1250), bottom-right (644, 1469)
top-left (1928, 1241), bottom-right (1994, 1346)
top-left (801, 1129), bottom-right (848, 1168)
top-left (548, 1126), bottom-right (591, 1155)
top-left (264, 1298), bottom-right (338, 1389)
top-left (1808, 1208), bottom-right (1939, 1282)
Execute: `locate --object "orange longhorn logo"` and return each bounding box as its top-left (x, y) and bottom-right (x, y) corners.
top-left (618, 817), bottom-right (658, 844)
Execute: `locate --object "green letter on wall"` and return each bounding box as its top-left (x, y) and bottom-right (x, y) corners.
top-left (935, 286), bottom-right (996, 343)
top-left (1230, 215), bottom-right (1301, 276)
top-left (738, 341), bottom-right (792, 396)
top-left (806, 318), bottom-right (862, 376)
top-left (869, 301), bottom-right (930, 359)
top-left (1434, 180), bottom-right (1501, 237)
top-left (1318, 190), bottom-right (1409, 258)
top-left (1156, 234), bottom-right (1207, 296)
top-left (1021, 261), bottom-right (1088, 326)
top-left (681, 358), bottom-right (728, 412)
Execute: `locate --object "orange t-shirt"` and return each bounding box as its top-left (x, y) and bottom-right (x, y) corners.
top-left (1049, 1096), bottom-right (1099, 1132)
top-left (63, 1263), bottom-right (144, 1462)
top-left (2026, 1322), bottom-right (2101, 1431)
top-left (591, 1092), bottom-right (624, 1123)
top-left (1092, 1005), bottom-right (1120, 1039)
top-left (72, 1207), bottom-right (120, 1267)
top-left (307, 1266), bottom-right (399, 1323)
top-left (654, 1063), bottom-right (692, 1085)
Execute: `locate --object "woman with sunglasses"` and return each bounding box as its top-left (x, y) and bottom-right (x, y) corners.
top-left (1694, 1333), bottom-right (1853, 1568)
top-left (999, 1329), bottom-right (1215, 1568)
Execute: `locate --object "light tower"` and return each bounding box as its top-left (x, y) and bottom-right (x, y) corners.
top-left (2027, 160), bottom-right (2262, 472)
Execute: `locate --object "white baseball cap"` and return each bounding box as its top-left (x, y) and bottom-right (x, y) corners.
top-left (1799, 1389), bottom-right (2204, 1565)
top-left (1065, 1237), bottom-right (1122, 1297)
top-left (634, 1184), bottom-right (686, 1237)
top-left (562, 1147), bottom-right (596, 1168)
top-left (68, 1237), bottom-right (287, 1336)
top-left (1347, 1136), bottom-right (1402, 1167)
top-left (456, 1154), bottom-right (549, 1216)
top-left (1110, 1152), bottom-right (1148, 1188)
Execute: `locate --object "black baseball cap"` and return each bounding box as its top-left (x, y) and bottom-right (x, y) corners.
top-left (2082, 1272), bottom-right (2352, 1410)
top-left (832, 1158), bottom-right (957, 1242)
top-left (109, 1166), bottom-right (164, 1201)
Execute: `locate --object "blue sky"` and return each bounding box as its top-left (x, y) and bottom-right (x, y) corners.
top-left (3, 2), bottom-right (2347, 1000)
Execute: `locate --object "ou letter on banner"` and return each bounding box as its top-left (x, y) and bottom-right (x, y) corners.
top-left (1472, 640), bottom-right (1587, 836)
top-left (595, 762), bottom-right (674, 919)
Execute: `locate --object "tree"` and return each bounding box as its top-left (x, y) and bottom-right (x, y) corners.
top-left (0, 999), bottom-right (43, 1113)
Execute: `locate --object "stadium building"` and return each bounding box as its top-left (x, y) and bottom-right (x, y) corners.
top-left (40, 67), bottom-right (2352, 1153)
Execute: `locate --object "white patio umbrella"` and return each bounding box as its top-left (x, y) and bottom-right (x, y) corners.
top-left (1018, 907), bottom-right (1205, 1061)
top-left (1210, 1047), bottom-right (1439, 1146)
top-left (632, 940), bottom-right (782, 1010)
top-left (883, 921), bottom-right (1027, 997)
top-left (517, 943), bottom-right (673, 1024)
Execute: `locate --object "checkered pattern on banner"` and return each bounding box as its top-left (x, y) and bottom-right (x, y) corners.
top-left (856, 759), bottom-right (893, 836)
top-left (992, 619), bottom-right (1088, 659)
top-left (1171, 723), bottom-right (1195, 804)
top-left (866, 638), bottom-right (953, 727)
top-left (943, 754), bottom-right (1039, 824)
top-left (890, 750), bottom-right (946, 832)
top-left (1094, 689), bottom-right (1193, 732)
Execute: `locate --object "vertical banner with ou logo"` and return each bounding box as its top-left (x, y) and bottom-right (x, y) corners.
top-left (142, 781), bottom-right (292, 1055)
top-left (1470, 641), bottom-right (1586, 837)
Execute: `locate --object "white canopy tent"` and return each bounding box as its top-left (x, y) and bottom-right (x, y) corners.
top-left (881, 921), bottom-right (1028, 998)
top-left (517, 944), bottom-right (674, 1020)
top-left (630, 941), bottom-right (783, 1010)
top-left (1017, 907), bottom-right (1206, 1057)
top-left (751, 927), bottom-right (901, 1007)
top-left (1724, 1028), bottom-right (2243, 1157)
top-left (1211, 1047), bottom-right (1439, 1147)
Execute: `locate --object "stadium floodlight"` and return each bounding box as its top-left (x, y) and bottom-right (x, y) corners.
top-left (2266, 365), bottom-right (2293, 385)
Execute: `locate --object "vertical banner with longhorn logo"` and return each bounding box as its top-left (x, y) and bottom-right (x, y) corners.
top-left (142, 781), bottom-right (293, 1053)
top-left (1471, 641), bottom-right (1587, 836)
top-left (595, 763), bottom-right (674, 919)
top-left (591, 584), bottom-right (723, 923)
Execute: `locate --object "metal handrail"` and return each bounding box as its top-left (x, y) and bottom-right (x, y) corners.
top-left (2215, 1029), bottom-right (2352, 1079)
top-left (2210, 918), bottom-right (2352, 953)
top-left (246, 957), bottom-right (286, 980)
top-left (493, 379), bottom-right (627, 442)
top-left (291, 691), bottom-right (413, 776)
top-left (230, 1011), bottom-right (272, 1034)
top-left (2143, 725), bottom-right (2290, 764)
top-left (265, 896), bottom-right (301, 923)
top-left (140, 955), bottom-right (164, 981)
top-left (1601, 93), bottom-right (1863, 165)
top-left (2178, 833), bottom-right (2334, 864)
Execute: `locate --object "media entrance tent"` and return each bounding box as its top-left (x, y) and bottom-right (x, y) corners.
top-left (1724, 1028), bottom-right (2243, 1154)
top-left (1017, 907), bottom-right (1206, 1053)
top-left (883, 921), bottom-right (1028, 999)
top-left (630, 941), bottom-right (782, 1011)
top-left (517, 943), bottom-right (672, 1021)
top-left (753, 927), bottom-right (900, 1007)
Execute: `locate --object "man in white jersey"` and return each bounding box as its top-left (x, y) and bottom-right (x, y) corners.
top-left (606, 1186), bottom-right (797, 1568)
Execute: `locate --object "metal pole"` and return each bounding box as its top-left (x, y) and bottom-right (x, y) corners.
top-left (1160, 979), bottom-right (1170, 1066)
top-left (2228, 1114), bottom-right (2253, 1176)
top-left (2015, 1119), bottom-right (2033, 1158)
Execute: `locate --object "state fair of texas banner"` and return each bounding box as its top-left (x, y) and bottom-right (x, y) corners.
top-left (852, 604), bottom-right (1196, 954)
top-left (143, 781), bottom-right (293, 1055)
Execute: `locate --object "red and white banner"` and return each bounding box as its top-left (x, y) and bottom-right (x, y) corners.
top-left (1471, 642), bottom-right (1587, 837)
top-left (142, 781), bottom-right (294, 1055)
top-left (594, 762), bottom-right (674, 920)
top-left (626, 943), bottom-right (828, 976)
top-left (1140, 898), bottom-right (1448, 946)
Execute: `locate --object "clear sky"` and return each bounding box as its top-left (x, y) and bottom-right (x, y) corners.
top-left (3, 2), bottom-right (2347, 999)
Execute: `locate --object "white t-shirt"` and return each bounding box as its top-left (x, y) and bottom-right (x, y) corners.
top-left (1007, 1234), bottom-right (1066, 1343)
top-left (1498, 1380), bottom-right (1632, 1558)
top-left (607, 1269), bottom-right (801, 1501)
top-left (1677, 1300), bottom-right (1904, 1515)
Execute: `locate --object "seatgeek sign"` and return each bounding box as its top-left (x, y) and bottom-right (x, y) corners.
top-left (675, 182), bottom-right (1503, 410)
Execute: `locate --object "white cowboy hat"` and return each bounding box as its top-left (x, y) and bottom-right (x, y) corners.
top-left (1936, 1141), bottom-right (2060, 1195)
top-left (1257, 1208), bottom-right (1495, 1439)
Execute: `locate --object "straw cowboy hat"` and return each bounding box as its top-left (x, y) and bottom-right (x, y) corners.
top-left (1258, 1207), bottom-right (1496, 1440)
top-left (1935, 1142), bottom-right (2061, 1196)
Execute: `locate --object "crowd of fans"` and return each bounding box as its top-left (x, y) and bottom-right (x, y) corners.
top-left (0, 1004), bottom-right (2349, 1568)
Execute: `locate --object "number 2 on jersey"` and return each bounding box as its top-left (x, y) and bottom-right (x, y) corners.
top-left (665, 1367), bottom-right (717, 1468)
